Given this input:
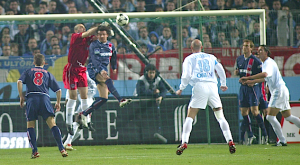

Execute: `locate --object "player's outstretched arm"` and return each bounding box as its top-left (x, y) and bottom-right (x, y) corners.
top-left (55, 89), bottom-right (62, 112)
top-left (82, 26), bottom-right (99, 38)
top-left (17, 80), bottom-right (25, 108)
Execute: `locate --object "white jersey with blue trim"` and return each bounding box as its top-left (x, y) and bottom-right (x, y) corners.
top-left (262, 57), bottom-right (285, 92)
top-left (179, 52), bottom-right (226, 90)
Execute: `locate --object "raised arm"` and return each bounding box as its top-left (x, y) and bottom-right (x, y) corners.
top-left (82, 26), bottom-right (98, 38)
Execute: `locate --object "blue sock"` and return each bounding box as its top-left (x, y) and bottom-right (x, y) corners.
top-left (83, 97), bottom-right (108, 116)
top-left (105, 79), bottom-right (122, 102)
top-left (51, 126), bottom-right (64, 151)
top-left (27, 128), bottom-right (37, 153)
top-left (242, 115), bottom-right (253, 138)
top-left (240, 120), bottom-right (246, 141)
top-left (255, 114), bottom-right (267, 136)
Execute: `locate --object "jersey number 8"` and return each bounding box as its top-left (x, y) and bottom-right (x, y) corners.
top-left (34, 72), bottom-right (43, 86)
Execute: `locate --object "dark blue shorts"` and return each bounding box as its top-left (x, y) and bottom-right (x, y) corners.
top-left (259, 94), bottom-right (268, 110)
top-left (239, 85), bottom-right (262, 108)
top-left (88, 64), bottom-right (108, 84)
top-left (26, 94), bottom-right (55, 121)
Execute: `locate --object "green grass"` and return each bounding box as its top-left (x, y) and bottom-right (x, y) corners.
top-left (0, 144), bottom-right (299, 165)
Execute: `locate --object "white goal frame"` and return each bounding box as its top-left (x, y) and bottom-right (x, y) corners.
top-left (0, 9), bottom-right (266, 45)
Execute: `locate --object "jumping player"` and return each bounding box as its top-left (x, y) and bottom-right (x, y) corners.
top-left (62, 24), bottom-right (98, 135)
top-left (17, 54), bottom-right (68, 158)
top-left (78, 25), bottom-right (131, 126)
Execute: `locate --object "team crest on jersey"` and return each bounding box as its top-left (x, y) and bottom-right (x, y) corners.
top-left (94, 48), bottom-right (100, 54)
top-left (108, 43), bottom-right (112, 52)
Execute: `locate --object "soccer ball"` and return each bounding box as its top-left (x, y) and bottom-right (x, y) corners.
top-left (116, 13), bottom-right (129, 26)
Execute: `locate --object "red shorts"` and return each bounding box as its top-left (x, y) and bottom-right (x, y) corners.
top-left (63, 63), bottom-right (88, 90)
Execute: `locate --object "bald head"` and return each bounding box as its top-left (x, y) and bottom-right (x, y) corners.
top-left (74, 24), bottom-right (86, 33)
top-left (191, 39), bottom-right (202, 52)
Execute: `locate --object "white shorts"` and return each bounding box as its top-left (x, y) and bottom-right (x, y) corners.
top-left (189, 82), bottom-right (222, 109)
top-left (269, 85), bottom-right (291, 111)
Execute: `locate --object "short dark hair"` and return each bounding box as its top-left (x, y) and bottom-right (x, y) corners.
top-left (34, 53), bottom-right (45, 66)
top-left (260, 45), bottom-right (271, 56)
top-left (145, 64), bottom-right (156, 72)
top-left (97, 25), bottom-right (111, 36)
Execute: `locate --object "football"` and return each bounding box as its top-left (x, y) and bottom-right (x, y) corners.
top-left (116, 13), bottom-right (129, 26)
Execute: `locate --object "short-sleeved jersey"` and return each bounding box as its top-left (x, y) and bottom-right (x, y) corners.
top-left (262, 57), bottom-right (285, 92)
top-left (180, 52), bottom-right (221, 87)
top-left (68, 33), bottom-right (93, 67)
top-left (18, 67), bottom-right (60, 97)
top-left (236, 54), bottom-right (262, 78)
top-left (88, 40), bottom-right (117, 71)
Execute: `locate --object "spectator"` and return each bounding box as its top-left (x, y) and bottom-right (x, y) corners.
top-left (137, 26), bottom-right (150, 45)
top-left (183, 19), bottom-right (198, 39)
top-left (0, 4), bottom-right (4, 15)
top-left (206, 16), bottom-right (219, 43)
top-left (10, 43), bottom-right (19, 56)
top-left (229, 27), bottom-right (243, 47)
top-left (201, 0), bottom-right (212, 9)
top-left (123, 23), bottom-right (139, 41)
top-left (32, 47), bottom-right (41, 56)
top-left (44, 35), bottom-right (61, 55)
top-left (225, 0), bottom-right (233, 9)
top-left (213, 31), bottom-right (226, 48)
top-left (269, 0), bottom-right (281, 24)
top-left (61, 25), bottom-right (70, 46)
top-left (293, 24), bottom-right (300, 48)
top-left (0, 34), bottom-right (11, 55)
top-left (38, 1), bottom-right (49, 14)
top-left (203, 41), bottom-right (212, 48)
top-left (246, 0), bottom-right (257, 9)
top-left (23, 38), bottom-right (38, 57)
top-left (99, 0), bottom-right (111, 11)
top-left (110, 0), bottom-right (122, 12)
top-left (51, 44), bottom-right (62, 55)
top-left (117, 44), bottom-right (127, 54)
top-left (137, 41), bottom-right (148, 55)
top-left (1, 44), bottom-right (10, 56)
top-left (258, 0), bottom-right (266, 8)
top-left (147, 31), bottom-right (165, 53)
top-left (135, 0), bottom-right (146, 12)
top-left (40, 30), bottom-right (54, 55)
top-left (246, 22), bottom-right (260, 46)
top-left (134, 64), bottom-right (167, 105)
top-left (171, 39), bottom-right (178, 49)
top-left (185, 37), bottom-right (193, 48)
top-left (61, 32), bottom-right (71, 55)
top-left (49, 0), bottom-right (59, 14)
top-left (165, 1), bottom-right (176, 11)
top-left (13, 24), bottom-right (34, 55)
top-left (159, 26), bottom-right (173, 50)
top-left (232, 0), bottom-right (247, 9)
top-left (24, 2), bottom-right (35, 14)
top-left (184, 0), bottom-right (197, 11)
top-left (222, 40), bottom-right (231, 48)
top-left (283, 0), bottom-right (300, 10)
top-left (216, 0), bottom-right (226, 10)
top-left (8, 0), bottom-right (21, 15)
top-left (182, 27), bottom-right (190, 48)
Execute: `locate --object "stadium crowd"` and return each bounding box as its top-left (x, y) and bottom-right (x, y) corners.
top-left (0, 0), bottom-right (300, 57)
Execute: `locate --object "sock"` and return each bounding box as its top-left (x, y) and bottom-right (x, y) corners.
top-left (81, 99), bottom-right (89, 112)
top-left (266, 115), bottom-right (286, 143)
top-left (82, 97), bottom-right (108, 116)
top-left (240, 119), bottom-right (246, 141)
top-left (27, 128), bottom-right (37, 153)
top-left (64, 122), bottom-right (79, 145)
top-left (255, 114), bottom-right (267, 136)
top-left (66, 99), bottom-right (76, 125)
top-left (51, 126), bottom-right (64, 151)
top-left (242, 115), bottom-right (253, 138)
top-left (264, 116), bottom-right (271, 137)
top-left (214, 110), bottom-right (233, 143)
top-left (105, 79), bottom-right (122, 102)
top-left (181, 117), bottom-right (193, 144)
top-left (285, 115), bottom-right (300, 128)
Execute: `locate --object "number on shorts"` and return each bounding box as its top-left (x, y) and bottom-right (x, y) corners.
top-left (33, 72), bottom-right (43, 86)
top-left (197, 59), bottom-right (210, 72)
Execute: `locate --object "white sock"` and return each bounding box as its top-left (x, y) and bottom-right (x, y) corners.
top-left (181, 117), bottom-right (193, 144)
top-left (81, 99), bottom-right (89, 112)
top-left (64, 122), bottom-right (79, 145)
top-left (66, 99), bottom-right (76, 125)
top-left (285, 115), bottom-right (300, 128)
top-left (266, 115), bottom-right (286, 143)
top-left (87, 114), bottom-right (91, 123)
top-left (214, 110), bottom-right (233, 143)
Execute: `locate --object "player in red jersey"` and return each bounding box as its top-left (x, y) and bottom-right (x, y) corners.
top-left (62, 24), bottom-right (98, 135)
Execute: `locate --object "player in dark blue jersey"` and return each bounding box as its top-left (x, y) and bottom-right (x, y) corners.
top-left (17, 54), bottom-right (68, 158)
top-left (78, 25), bottom-right (132, 126)
top-left (234, 40), bottom-right (268, 145)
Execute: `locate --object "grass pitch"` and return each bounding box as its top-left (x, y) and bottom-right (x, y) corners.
top-left (0, 143), bottom-right (299, 165)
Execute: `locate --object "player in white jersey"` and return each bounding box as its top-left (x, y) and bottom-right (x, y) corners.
top-left (64, 71), bottom-right (97, 150)
top-left (240, 45), bottom-right (300, 146)
top-left (176, 39), bottom-right (236, 155)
